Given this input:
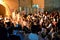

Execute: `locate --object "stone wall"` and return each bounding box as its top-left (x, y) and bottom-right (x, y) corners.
top-left (45, 0), bottom-right (60, 11)
top-left (4, 0), bottom-right (18, 11)
top-left (20, 0), bottom-right (32, 8)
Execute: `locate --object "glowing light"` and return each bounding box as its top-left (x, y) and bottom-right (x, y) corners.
top-left (4, 17), bottom-right (6, 20)
top-left (0, 18), bottom-right (2, 20)
top-left (12, 11), bottom-right (16, 20)
top-left (0, 0), bottom-right (3, 3)
top-left (53, 18), bottom-right (55, 21)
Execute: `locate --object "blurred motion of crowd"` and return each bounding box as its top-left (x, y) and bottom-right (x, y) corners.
top-left (0, 10), bottom-right (60, 40)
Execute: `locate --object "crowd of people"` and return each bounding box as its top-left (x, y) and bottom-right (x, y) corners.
top-left (0, 10), bottom-right (60, 40)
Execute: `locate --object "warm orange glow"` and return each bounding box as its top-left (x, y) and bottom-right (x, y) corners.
top-left (39, 0), bottom-right (44, 8)
top-left (33, 0), bottom-right (38, 4)
top-left (4, 0), bottom-right (18, 11)
top-left (0, 0), bottom-right (11, 17)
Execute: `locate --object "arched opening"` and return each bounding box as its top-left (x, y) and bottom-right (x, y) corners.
top-left (0, 4), bottom-right (6, 17)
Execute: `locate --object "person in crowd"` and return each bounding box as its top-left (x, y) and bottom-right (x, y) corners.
top-left (0, 19), bottom-right (8, 40)
top-left (28, 25), bottom-right (40, 40)
top-left (0, 10), bottom-right (60, 40)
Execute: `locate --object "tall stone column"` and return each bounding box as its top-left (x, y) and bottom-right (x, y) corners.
top-left (18, 0), bottom-right (20, 12)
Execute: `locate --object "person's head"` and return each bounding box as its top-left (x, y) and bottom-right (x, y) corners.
top-left (31, 25), bottom-right (39, 34)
